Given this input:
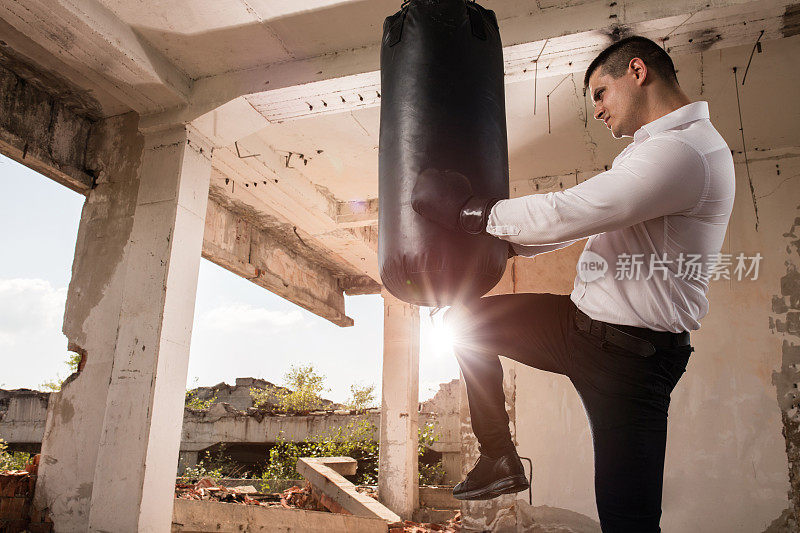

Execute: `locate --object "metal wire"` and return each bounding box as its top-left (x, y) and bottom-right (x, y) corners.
top-left (741, 29), bottom-right (765, 86)
top-left (733, 66), bottom-right (759, 231)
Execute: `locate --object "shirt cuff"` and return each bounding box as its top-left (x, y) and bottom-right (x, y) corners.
top-left (485, 200), bottom-right (521, 237)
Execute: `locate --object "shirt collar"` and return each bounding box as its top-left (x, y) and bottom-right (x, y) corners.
top-left (633, 101), bottom-right (709, 143)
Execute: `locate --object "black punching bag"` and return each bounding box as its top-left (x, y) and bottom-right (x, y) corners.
top-left (378, 0), bottom-right (509, 307)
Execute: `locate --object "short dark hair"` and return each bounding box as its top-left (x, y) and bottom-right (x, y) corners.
top-left (583, 36), bottom-right (678, 89)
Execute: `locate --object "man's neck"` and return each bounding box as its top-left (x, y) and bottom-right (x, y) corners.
top-left (640, 86), bottom-right (692, 127)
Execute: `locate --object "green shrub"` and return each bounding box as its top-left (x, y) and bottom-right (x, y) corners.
top-left (418, 420), bottom-right (444, 484)
top-left (179, 446), bottom-right (241, 479)
top-left (277, 364), bottom-right (327, 412)
top-left (263, 418), bottom-right (378, 484)
top-left (251, 364), bottom-right (327, 413)
top-left (0, 438), bottom-right (31, 471)
top-left (263, 418), bottom-right (446, 486)
top-left (419, 461), bottom-right (446, 485)
top-left (249, 386), bottom-right (275, 410)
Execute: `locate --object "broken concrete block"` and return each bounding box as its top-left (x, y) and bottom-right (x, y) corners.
top-left (297, 457), bottom-right (401, 523)
top-left (303, 456), bottom-right (358, 476)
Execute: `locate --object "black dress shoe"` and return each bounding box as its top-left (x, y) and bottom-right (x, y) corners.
top-left (452, 449), bottom-right (530, 500)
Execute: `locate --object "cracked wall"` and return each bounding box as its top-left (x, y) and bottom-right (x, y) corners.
top-left (772, 209), bottom-right (800, 523)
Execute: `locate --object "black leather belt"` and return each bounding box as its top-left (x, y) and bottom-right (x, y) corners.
top-left (574, 307), bottom-right (690, 357)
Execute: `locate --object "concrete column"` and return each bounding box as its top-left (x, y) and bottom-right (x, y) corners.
top-left (34, 113), bottom-right (145, 531)
top-left (85, 125), bottom-right (212, 532)
top-left (378, 289), bottom-right (420, 519)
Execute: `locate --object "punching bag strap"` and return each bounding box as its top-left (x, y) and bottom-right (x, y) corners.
top-left (467, 1), bottom-right (487, 41)
top-left (385, 5), bottom-right (408, 47)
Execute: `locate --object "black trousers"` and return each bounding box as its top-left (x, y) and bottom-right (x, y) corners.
top-left (445, 293), bottom-right (693, 533)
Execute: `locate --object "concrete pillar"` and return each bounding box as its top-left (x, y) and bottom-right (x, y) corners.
top-left (33, 118), bottom-right (213, 532)
top-left (378, 289), bottom-right (420, 519)
top-left (87, 125), bottom-right (212, 532)
top-left (34, 113), bottom-right (145, 531)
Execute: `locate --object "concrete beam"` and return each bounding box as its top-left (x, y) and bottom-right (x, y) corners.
top-left (0, 0), bottom-right (191, 116)
top-left (334, 198), bottom-right (379, 228)
top-left (297, 457), bottom-right (402, 523)
top-left (0, 63), bottom-right (94, 193)
top-left (141, 0), bottom-right (792, 129)
top-left (210, 141), bottom-right (381, 282)
top-left (202, 199), bottom-right (355, 327)
top-left (248, 0), bottom-right (791, 123)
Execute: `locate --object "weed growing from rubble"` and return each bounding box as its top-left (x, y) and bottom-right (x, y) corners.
top-left (179, 445), bottom-right (242, 480)
top-left (185, 389), bottom-right (217, 410)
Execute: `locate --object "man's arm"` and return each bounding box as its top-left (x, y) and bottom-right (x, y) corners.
top-left (487, 137), bottom-right (708, 246)
top-left (510, 240), bottom-right (580, 258)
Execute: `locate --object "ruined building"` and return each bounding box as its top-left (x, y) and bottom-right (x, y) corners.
top-left (0, 0), bottom-right (799, 531)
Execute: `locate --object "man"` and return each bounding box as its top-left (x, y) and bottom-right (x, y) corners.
top-left (411, 36), bottom-right (735, 532)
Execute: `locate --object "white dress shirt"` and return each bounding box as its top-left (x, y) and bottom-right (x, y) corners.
top-left (486, 102), bottom-right (735, 332)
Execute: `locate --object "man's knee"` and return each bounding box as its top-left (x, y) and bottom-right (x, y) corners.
top-left (443, 304), bottom-right (477, 345)
top-left (442, 305), bottom-right (462, 330)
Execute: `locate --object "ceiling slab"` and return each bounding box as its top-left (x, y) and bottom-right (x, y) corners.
top-left (0, 0), bottom-right (191, 115)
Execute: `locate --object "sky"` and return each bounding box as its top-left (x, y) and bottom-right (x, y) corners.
top-left (0, 154), bottom-right (459, 403)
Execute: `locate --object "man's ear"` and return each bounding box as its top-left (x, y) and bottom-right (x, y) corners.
top-left (629, 57), bottom-right (648, 86)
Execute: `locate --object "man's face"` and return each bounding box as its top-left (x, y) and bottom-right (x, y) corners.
top-left (588, 66), bottom-right (643, 139)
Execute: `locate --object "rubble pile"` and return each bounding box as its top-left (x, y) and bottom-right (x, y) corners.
top-left (388, 511), bottom-right (461, 533)
top-left (175, 477), bottom-right (461, 532)
top-left (175, 478), bottom-right (327, 511)
top-left (0, 455), bottom-right (52, 532)
top-left (280, 483), bottom-right (327, 511)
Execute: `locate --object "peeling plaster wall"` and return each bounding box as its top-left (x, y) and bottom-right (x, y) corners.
top-left (771, 205), bottom-right (800, 522)
top-left (33, 113), bottom-right (143, 531)
top-left (459, 36), bottom-right (800, 531)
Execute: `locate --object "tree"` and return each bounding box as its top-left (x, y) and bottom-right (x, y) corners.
top-left (346, 383), bottom-right (376, 411)
top-left (252, 364), bottom-right (327, 413)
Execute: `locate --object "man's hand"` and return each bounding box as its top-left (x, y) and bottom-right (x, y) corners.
top-left (411, 168), bottom-right (499, 234)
